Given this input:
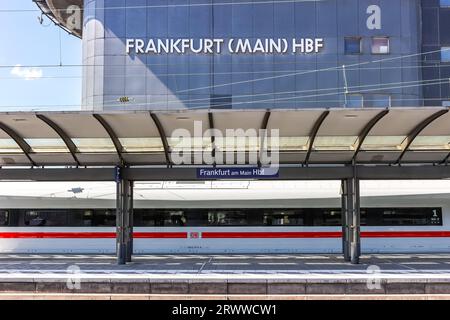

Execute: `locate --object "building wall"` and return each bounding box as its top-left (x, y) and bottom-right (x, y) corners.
top-left (82, 0), bottom-right (422, 111)
top-left (421, 0), bottom-right (450, 106)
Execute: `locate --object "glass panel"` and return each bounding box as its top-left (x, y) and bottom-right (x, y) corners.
top-left (409, 136), bottom-right (450, 150)
top-left (269, 137), bottom-right (309, 151)
top-left (441, 0), bottom-right (450, 7)
top-left (442, 47), bottom-right (450, 62)
top-left (214, 136), bottom-right (260, 152)
top-left (119, 138), bottom-right (164, 152)
top-left (372, 37), bottom-right (390, 54)
top-left (167, 137), bottom-right (212, 151)
top-left (208, 210), bottom-right (247, 226)
top-left (0, 139), bottom-right (22, 153)
top-left (347, 94), bottom-right (363, 108)
top-left (313, 136), bottom-right (358, 151)
top-left (369, 94), bottom-right (391, 107)
top-left (443, 101), bottom-right (450, 107)
top-left (344, 37), bottom-right (361, 55)
top-left (361, 136), bottom-right (405, 150)
top-left (25, 138), bottom-right (69, 153)
top-left (0, 210), bottom-right (8, 226)
top-left (72, 138), bottom-right (117, 153)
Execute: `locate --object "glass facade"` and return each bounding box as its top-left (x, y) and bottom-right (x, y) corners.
top-left (82, 0), bottom-right (423, 110)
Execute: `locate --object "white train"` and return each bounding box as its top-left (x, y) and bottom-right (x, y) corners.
top-left (0, 184), bottom-right (449, 254)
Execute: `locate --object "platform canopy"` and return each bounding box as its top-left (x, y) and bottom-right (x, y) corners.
top-left (0, 108), bottom-right (449, 167)
top-left (35, 0), bottom-right (83, 37)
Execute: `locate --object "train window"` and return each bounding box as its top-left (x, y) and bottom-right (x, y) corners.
top-left (311, 209), bottom-right (342, 226)
top-left (4, 207), bottom-right (443, 227)
top-left (91, 210), bottom-right (116, 227)
top-left (208, 210), bottom-right (247, 226)
top-left (138, 210), bottom-right (187, 226)
top-left (0, 211), bottom-right (8, 226)
top-left (377, 208), bottom-right (443, 226)
top-left (263, 210), bottom-right (305, 226)
top-left (24, 210), bottom-right (68, 227)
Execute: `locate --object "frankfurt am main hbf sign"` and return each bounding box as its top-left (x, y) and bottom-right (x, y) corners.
top-left (126, 38), bottom-right (325, 55)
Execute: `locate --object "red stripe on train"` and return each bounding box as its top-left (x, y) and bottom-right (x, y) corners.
top-left (0, 232), bottom-right (187, 239)
top-left (201, 231), bottom-right (450, 238)
top-left (0, 231), bottom-right (450, 239)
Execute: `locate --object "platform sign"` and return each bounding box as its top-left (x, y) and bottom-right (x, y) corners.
top-left (197, 167), bottom-right (279, 179)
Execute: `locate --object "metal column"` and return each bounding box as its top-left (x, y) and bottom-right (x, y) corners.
top-left (126, 181), bottom-right (134, 263)
top-left (116, 167), bottom-right (133, 265)
top-left (341, 180), bottom-right (350, 262)
top-left (341, 168), bottom-right (361, 264)
top-left (348, 176), bottom-right (361, 264)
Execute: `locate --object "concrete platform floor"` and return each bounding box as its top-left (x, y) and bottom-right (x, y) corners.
top-left (0, 253), bottom-right (450, 276)
top-left (1, 254), bottom-right (450, 297)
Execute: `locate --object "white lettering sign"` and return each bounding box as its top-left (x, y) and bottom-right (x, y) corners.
top-left (125, 38), bottom-right (324, 55)
top-left (367, 5), bottom-right (382, 30)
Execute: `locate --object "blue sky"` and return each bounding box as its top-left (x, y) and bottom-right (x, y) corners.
top-left (0, 1), bottom-right (82, 111)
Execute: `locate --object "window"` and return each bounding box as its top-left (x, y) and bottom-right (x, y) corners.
top-left (371, 94), bottom-right (391, 107)
top-left (263, 210), bottom-right (305, 226)
top-left (208, 210), bottom-right (247, 226)
top-left (441, 0), bottom-right (450, 7)
top-left (1, 207), bottom-right (443, 227)
top-left (210, 94), bottom-right (232, 109)
top-left (138, 210), bottom-right (187, 227)
top-left (347, 94), bottom-right (364, 108)
top-left (0, 211), bottom-right (8, 226)
top-left (372, 37), bottom-right (390, 54)
top-left (441, 47), bottom-right (450, 62)
top-left (376, 208), bottom-right (442, 226)
top-left (24, 210), bottom-right (68, 227)
top-left (345, 37), bottom-right (362, 55)
top-left (443, 101), bottom-right (450, 107)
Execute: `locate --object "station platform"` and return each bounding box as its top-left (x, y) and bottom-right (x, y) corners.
top-left (0, 254), bottom-right (450, 298)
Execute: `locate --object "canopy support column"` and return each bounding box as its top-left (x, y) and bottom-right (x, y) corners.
top-left (341, 166), bottom-right (361, 264)
top-left (116, 167), bottom-right (133, 265)
top-left (341, 180), bottom-right (350, 262)
top-left (127, 181), bottom-right (134, 263)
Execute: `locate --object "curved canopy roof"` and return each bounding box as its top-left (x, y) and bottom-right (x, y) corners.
top-left (35, 0), bottom-right (83, 37)
top-left (0, 108), bottom-right (449, 167)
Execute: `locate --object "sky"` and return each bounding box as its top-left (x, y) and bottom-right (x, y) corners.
top-left (0, 0), bottom-right (82, 111)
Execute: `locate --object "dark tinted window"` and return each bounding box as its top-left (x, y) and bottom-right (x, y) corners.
top-left (208, 210), bottom-right (247, 226)
top-left (24, 210), bottom-right (69, 227)
top-left (0, 211), bottom-right (8, 226)
top-left (345, 37), bottom-right (362, 54)
top-left (1, 207), bottom-right (443, 227)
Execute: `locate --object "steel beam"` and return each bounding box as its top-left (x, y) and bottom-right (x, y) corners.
top-left (0, 168), bottom-right (116, 181)
top-left (258, 111), bottom-right (271, 167)
top-left (352, 109), bottom-right (389, 162)
top-left (208, 112), bottom-right (217, 166)
top-left (304, 111), bottom-right (330, 166)
top-left (1, 165), bottom-right (450, 182)
top-left (93, 114), bottom-right (125, 165)
top-left (116, 167), bottom-right (133, 265)
top-left (349, 174), bottom-right (361, 264)
top-left (150, 113), bottom-right (171, 167)
top-left (0, 122), bottom-right (36, 166)
top-left (341, 179), bottom-right (350, 261)
top-left (396, 109), bottom-right (449, 165)
top-left (36, 114), bottom-right (80, 166)
top-left (127, 181), bottom-right (134, 263)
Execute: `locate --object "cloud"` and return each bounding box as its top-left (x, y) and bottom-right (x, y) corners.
top-left (10, 64), bottom-right (43, 80)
